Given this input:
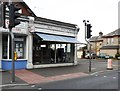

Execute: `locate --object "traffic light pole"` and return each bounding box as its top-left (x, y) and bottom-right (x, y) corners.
top-left (83, 20), bottom-right (91, 72)
top-left (10, 28), bottom-right (15, 83)
top-left (9, 1), bottom-right (21, 82)
top-left (9, 1), bottom-right (15, 83)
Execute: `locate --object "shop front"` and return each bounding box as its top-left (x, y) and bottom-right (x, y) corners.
top-left (0, 17), bottom-right (80, 70)
top-left (31, 17), bottom-right (80, 68)
top-left (0, 21), bottom-right (29, 70)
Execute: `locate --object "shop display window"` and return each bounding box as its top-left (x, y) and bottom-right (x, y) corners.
top-left (33, 38), bottom-right (75, 64)
top-left (15, 42), bottom-right (24, 59)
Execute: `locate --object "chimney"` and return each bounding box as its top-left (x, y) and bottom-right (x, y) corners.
top-left (99, 32), bottom-right (103, 36)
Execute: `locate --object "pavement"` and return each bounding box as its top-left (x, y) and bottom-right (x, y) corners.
top-left (0, 58), bottom-right (119, 89)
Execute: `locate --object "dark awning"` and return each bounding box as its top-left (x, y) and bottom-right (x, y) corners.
top-left (36, 33), bottom-right (80, 43)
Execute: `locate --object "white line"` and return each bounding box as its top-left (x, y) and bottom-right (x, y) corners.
top-left (31, 85), bottom-right (35, 88)
top-left (90, 69), bottom-right (118, 76)
top-left (95, 75), bottom-right (98, 76)
top-left (38, 87), bottom-right (42, 90)
top-left (113, 77), bottom-right (116, 79)
top-left (0, 84), bottom-right (29, 88)
top-left (104, 76), bottom-right (107, 78)
top-left (90, 72), bottom-right (98, 75)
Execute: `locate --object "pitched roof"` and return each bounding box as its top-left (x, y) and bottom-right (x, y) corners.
top-left (89, 36), bottom-right (98, 42)
top-left (103, 28), bottom-right (120, 37)
top-left (20, 2), bottom-right (36, 17)
top-left (89, 36), bottom-right (103, 42)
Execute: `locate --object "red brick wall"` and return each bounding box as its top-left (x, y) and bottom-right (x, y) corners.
top-left (15, 2), bottom-right (32, 16)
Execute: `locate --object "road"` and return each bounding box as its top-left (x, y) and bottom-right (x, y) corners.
top-left (35, 70), bottom-right (119, 89)
top-left (3, 70), bottom-right (118, 90)
top-left (1, 59), bottom-right (119, 90)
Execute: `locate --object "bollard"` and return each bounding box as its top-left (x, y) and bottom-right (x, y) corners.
top-left (107, 59), bottom-right (113, 70)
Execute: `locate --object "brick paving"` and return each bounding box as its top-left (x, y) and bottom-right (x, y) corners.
top-left (15, 69), bottom-right (88, 84)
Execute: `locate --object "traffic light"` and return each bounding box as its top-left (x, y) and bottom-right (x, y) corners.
top-left (0, 3), bottom-right (3, 27)
top-left (0, 2), bottom-right (6, 28)
top-left (2, 2), bottom-right (6, 28)
top-left (86, 24), bottom-right (92, 39)
top-left (9, 3), bottom-right (21, 29)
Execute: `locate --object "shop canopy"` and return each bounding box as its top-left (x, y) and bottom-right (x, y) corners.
top-left (36, 33), bottom-right (80, 44)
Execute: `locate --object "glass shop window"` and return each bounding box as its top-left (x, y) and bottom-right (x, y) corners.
top-left (14, 37), bottom-right (25, 59)
top-left (15, 42), bottom-right (24, 59)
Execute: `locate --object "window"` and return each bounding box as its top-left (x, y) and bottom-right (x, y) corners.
top-left (119, 37), bottom-right (120, 44)
top-left (14, 37), bottom-right (25, 59)
top-left (15, 42), bottom-right (24, 59)
top-left (111, 38), bottom-right (114, 44)
top-left (107, 38), bottom-right (111, 45)
top-left (33, 41), bottom-right (75, 64)
top-left (107, 38), bottom-right (114, 45)
top-left (2, 35), bottom-right (8, 59)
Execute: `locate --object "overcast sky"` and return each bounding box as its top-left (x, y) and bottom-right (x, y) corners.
top-left (24, 0), bottom-right (119, 43)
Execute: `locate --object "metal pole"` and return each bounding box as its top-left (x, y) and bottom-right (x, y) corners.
top-left (9, 1), bottom-right (15, 82)
top-left (10, 28), bottom-right (15, 82)
top-left (89, 43), bottom-right (91, 72)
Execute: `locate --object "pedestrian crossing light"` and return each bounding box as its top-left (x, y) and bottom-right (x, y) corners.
top-left (14, 52), bottom-right (17, 60)
top-left (86, 24), bottom-right (92, 39)
top-left (9, 3), bottom-right (21, 29)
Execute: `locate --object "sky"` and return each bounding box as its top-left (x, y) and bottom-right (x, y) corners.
top-left (24, 0), bottom-right (119, 43)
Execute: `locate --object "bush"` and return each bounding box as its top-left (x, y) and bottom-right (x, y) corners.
top-left (115, 53), bottom-right (120, 59)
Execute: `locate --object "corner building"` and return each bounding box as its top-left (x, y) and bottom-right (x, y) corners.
top-left (0, 2), bottom-right (80, 70)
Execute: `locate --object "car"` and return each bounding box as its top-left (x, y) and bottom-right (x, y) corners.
top-left (97, 53), bottom-right (113, 59)
top-left (85, 53), bottom-right (96, 59)
top-left (97, 53), bottom-right (106, 59)
top-left (105, 55), bottom-right (113, 59)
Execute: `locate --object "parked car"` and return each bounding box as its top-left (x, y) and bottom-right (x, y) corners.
top-left (105, 55), bottom-right (113, 59)
top-left (97, 53), bottom-right (113, 59)
top-left (85, 53), bottom-right (96, 59)
top-left (97, 53), bottom-right (106, 59)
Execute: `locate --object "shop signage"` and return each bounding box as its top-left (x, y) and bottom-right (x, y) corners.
top-left (14, 38), bottom-right (24, 41)
top-left (36, 24), bottom-right (75, 34)
top-left (0, 19), bottom-right (28, 34)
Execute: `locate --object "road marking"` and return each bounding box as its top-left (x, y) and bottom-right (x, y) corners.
top-left (95, 75), bottom-right (98, 76)
top-left (91, 68), bottom-right (96, 70)
top-left (38, 87), bottom-right (42, 90)
top-left (104, 76), bottom-right (107, 78)
top-left (0, 84), bottom-right (29, 88)
top-left (90, 72), bottom-right (98, 75)
top-left (31, 85), bottom-right (35, 88)
top-left (112, 65), bottom-right (117, 66)
top-left (113, 77), bottom-right (116, 79)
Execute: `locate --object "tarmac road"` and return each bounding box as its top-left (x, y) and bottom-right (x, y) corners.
top-left (35, 70), bottom-right (119, 89)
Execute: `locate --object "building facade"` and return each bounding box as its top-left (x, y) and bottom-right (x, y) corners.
top-left (89, 29), bottom-right (120, 58)
top-left (88, 32), bottom-right (103, 55)
top-left (100, 29), bottom-right (120, 57)
top-left (0, 2), bottom-right (80, 70)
